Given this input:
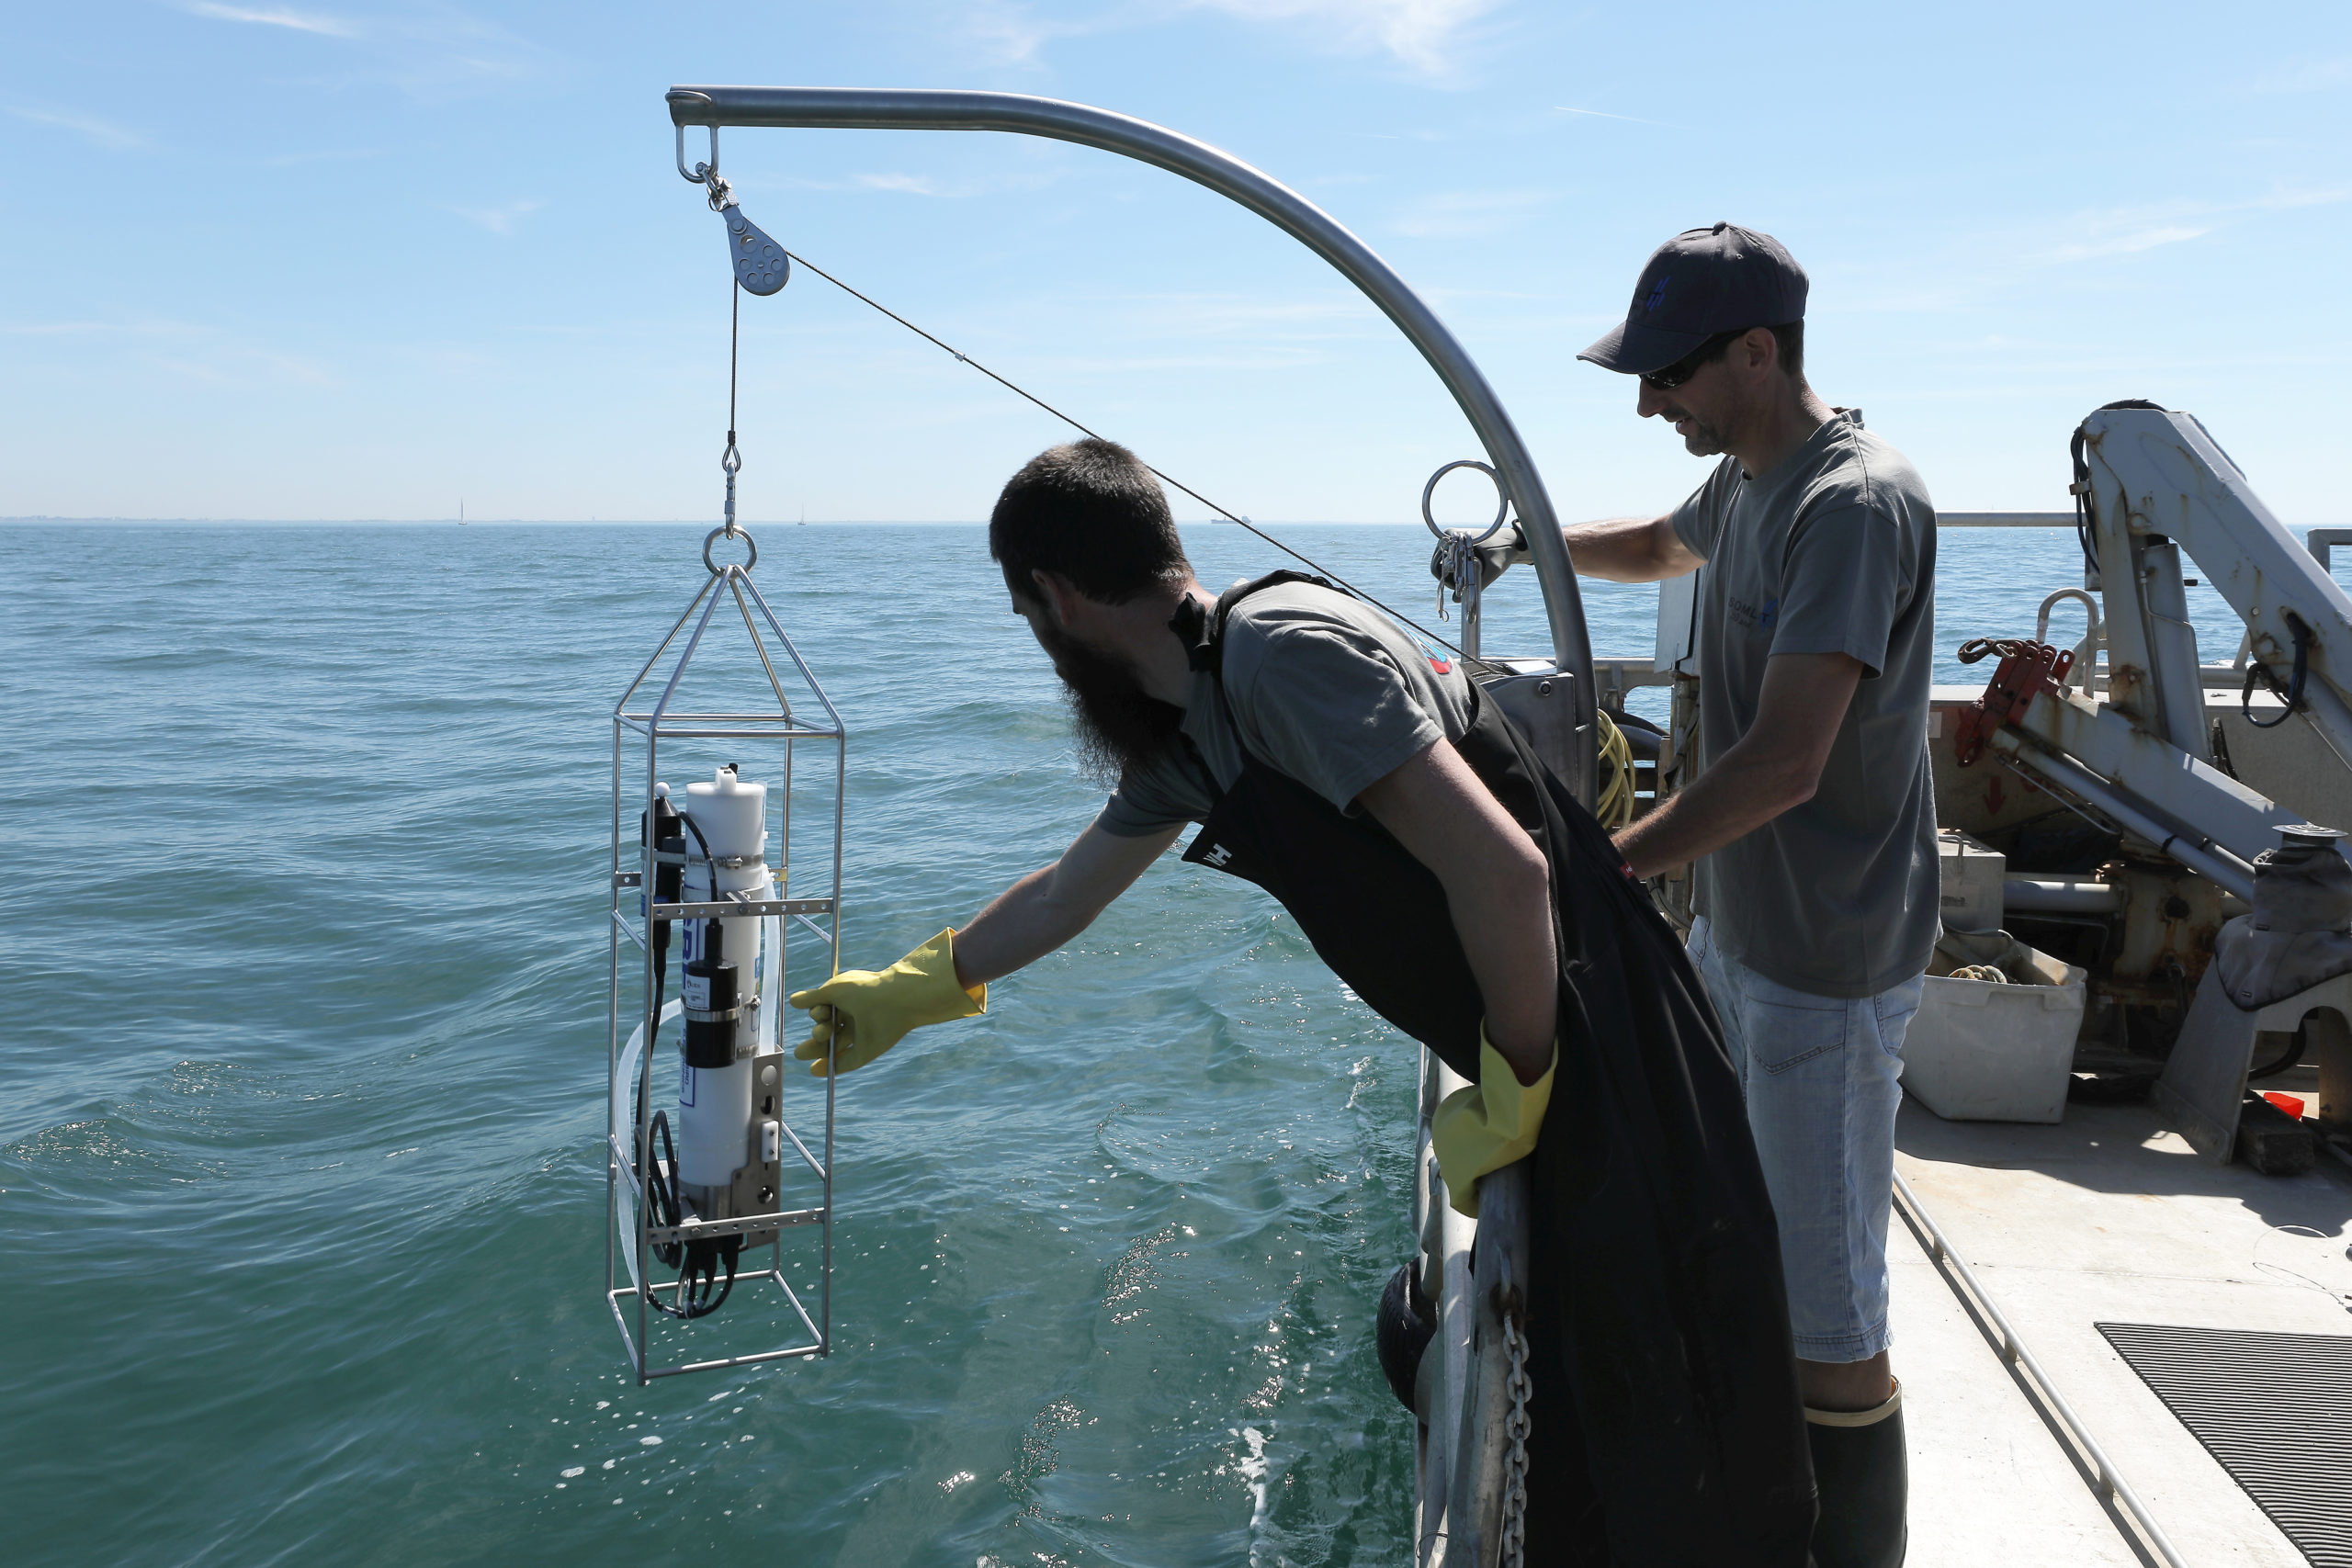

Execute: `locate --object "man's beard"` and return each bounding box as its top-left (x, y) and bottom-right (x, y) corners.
top-left (1662, 401), bottom-right (1729, 457)
top-left (1037, 621), bottom-right (1183, 786)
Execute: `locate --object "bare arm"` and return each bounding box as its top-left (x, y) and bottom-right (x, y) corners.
top-left (1559, 513), bottom-right (1703, 584)
top-left (1358, 739), bottom-right (1558, 1086)
top-left (952, 820), bottom-right (1184, 987)
top-left (1612, 652), bottom-right (1864, 879)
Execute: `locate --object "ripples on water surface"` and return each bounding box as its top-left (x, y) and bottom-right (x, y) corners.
top-left (0, 520), bottom-right (2306, 1566)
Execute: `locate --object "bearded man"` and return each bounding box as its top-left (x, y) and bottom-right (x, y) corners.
top-left (789, 436), bottom-right (1815, 1565)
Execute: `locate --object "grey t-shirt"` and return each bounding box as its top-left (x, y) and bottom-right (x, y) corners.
top-left (1670, 409), bottom-right (1939, 998)
top-left (1096, 579), bottom-right (1476, 834)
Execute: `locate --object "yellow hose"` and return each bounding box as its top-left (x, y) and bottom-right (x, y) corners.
top-left (1595, 710), bottom-right (1637, 829)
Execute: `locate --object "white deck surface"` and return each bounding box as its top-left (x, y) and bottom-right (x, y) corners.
top-left (1893, 1063), bottom-right (2351, 1567)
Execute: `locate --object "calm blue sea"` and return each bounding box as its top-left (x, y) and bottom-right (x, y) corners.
top-left (0, 520), bottom-right (2315, 1567)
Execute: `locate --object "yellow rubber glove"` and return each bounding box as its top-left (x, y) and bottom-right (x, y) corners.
top-left (789, 928), bottom-right (986, 1077)
top-left (1430, 1025), bottom-right (1556, 1218)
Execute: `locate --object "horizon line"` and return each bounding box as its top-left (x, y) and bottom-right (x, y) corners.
top-left (0, 515), bottom-right (1464, 527)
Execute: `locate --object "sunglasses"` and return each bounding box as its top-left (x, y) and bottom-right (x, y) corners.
top-left (1639, 328), bottom-right (1749, 392)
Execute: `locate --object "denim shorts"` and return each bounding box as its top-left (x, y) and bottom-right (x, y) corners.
top-left (1687, 916), bottom-right (1924, 1363)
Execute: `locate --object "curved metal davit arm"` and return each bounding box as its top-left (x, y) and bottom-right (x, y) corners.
top-left (667, 84), bottom-right (1598, 792)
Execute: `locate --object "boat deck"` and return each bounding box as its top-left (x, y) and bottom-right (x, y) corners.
top-left (1894, 1063), bottom-right (2350, 1566)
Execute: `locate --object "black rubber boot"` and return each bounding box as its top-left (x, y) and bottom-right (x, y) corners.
top-left (1805, 1387), bottom-right (1906, 1568)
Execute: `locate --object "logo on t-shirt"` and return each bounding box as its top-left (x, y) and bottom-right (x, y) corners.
top-left (1414, 636), bottom-right (1453, 675)
top-left (1727, 592), bottom-right (1781, 635)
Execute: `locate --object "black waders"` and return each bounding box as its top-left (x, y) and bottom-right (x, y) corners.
top-left (1170, 573), bottom-right (1815, 1567)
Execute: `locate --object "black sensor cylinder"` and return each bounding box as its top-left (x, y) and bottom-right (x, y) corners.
top-left (682, 948), bottom-right (741, 1069)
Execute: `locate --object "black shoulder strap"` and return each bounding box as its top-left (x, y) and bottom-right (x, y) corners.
top-left (1167, 569), bottom-right (1340, 675)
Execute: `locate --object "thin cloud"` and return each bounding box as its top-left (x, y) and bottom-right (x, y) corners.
top-left (0, 320), bottom-right (187, 337)
top-left (852, 173), bottom-right (943, 196)
top-left (4, 316), bottom-right (334, 386)
top-left (8, 107), bottom-right (144, 150)
top-left (450, 199), bottom-right (542, 235)
top-left (962, 1), bottom-right (1054, 65)
top-left (2045, 223), bottom-right (2211, 265)
top-left (1844, 185), bottom-right (2352, 313)
top-left (956, 0), bottom-right (1130, 67)
top-left (944, 0), bottom-right (1498, 77)
top-left (1183, 0), bottom-right (1504, 74)
top-left (1392, 188), bottom-right (1553, 239)
top-left (1554, 105), bottom-right (1673, 129)
top-left (180, 1), bottom-right (357, 36)
top-left (1107, 289), bottom-right (1378, 342)
top-left (771, 167), bottom-right (1067, 200)
top-left (174, 0), bottom-right (556, 102)
top-left (262, 147), bottom-right (384, 167)
top-left (2251, 55), bottom-right (2352, 95)
top-left (2037, 186), bottom-right (2351, 266)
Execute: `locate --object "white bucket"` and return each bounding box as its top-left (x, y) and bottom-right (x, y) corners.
top-left (1902, 939), bottom-right (2086, 1124)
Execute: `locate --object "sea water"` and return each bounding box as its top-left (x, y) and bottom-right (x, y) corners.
top-left (0, 520), bottom-right (2311, 1567)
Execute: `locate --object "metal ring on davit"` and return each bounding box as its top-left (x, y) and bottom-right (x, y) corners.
top-left (703, 524), bottom-right (758, 575)
top-left (1421, 459), bottom-right (1509, 544)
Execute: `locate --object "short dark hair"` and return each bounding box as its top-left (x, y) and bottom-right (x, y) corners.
top-left (1767, 319), bottom-right (1804, 379)
top-left (989, 438), bottom-right (1190, 604)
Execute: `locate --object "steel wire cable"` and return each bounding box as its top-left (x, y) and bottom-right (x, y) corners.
top-left (778, 248), bottom-right (1481, 662)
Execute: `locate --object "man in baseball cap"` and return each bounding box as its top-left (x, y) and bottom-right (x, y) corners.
top-left (1577, 221), bottom-right (1809, 381)
top-left (1561, 224), bottom-right (1940, 1568)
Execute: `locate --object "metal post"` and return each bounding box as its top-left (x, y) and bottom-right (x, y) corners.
top-left (639, 716), bottom-right (660, 1382)
top-left (666, 84), bottom-right (1597, 798)
top-left (605, 714), bottom-right (623, 1372)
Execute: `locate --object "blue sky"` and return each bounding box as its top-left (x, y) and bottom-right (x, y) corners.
top-left (4, 2), bottom-right (2347, 525)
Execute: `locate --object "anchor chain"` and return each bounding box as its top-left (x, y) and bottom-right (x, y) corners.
top-left (1500, 1312), bottom-right (1533, 1568)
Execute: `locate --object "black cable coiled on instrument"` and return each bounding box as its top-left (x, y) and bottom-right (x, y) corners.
top-left (641, 1111), bottom-right (741, 1320)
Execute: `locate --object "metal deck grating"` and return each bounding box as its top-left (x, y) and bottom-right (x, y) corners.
top-left (2098, 1322), bottom-right (2352, 1567)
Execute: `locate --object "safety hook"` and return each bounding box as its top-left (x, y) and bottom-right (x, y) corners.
top-left (718, 418), bottom-right (744, 537)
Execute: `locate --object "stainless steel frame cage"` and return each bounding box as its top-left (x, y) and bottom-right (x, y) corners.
top-left (605, 537), bottom-right (847, 1382)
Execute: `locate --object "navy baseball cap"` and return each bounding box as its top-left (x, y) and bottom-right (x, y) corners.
top-left (1578, 222), bottom-right (1808, 376)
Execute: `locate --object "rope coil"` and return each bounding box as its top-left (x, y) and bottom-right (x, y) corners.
top-left (1593, 711), bottom-right (1636, 829)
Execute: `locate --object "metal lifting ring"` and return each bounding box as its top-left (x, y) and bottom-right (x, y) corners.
top-left (1420, 459), bottom-right (1510, 545)
top-left (675, 119), bottom-right (718, 185)
top-left (703, 524), bottom-right (757, 576)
